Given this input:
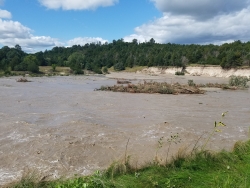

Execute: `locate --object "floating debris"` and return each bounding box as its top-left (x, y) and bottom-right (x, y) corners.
top-left (16, 78), bottom-right (31, 82)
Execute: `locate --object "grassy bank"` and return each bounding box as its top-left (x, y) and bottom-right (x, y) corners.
top-left (0, 66), bottom-right (71, 78)
top-left (9, 139), bottom-right (250, 188)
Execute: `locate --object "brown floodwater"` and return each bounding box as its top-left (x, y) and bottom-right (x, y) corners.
top-left (0, 73), bottom-right (249, 186)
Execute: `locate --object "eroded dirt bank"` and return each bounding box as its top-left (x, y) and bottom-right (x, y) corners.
top-left (0, 74), bottom-right (249, 186)
top-left (137, 66), bottom-right (250, 78)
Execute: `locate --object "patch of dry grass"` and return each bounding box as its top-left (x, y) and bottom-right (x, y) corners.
top-left (39, 66), bottom-right (71, 75)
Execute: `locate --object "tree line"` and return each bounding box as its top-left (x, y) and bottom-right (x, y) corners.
top-left (1, 39), bottom-right (250, 74)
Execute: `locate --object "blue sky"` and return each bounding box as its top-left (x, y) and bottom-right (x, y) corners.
top-left (1, 0), bottom-right (250, 53)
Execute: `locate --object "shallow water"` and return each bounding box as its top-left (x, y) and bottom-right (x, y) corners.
top-left (0, 74), bottom-right (249, 185)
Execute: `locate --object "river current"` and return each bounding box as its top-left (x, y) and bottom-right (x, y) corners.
top-left (0, 74), bottom-right (249, 185)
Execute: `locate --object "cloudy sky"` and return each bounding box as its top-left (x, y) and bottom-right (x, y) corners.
top-left (0, 0), bottom-right (250, 52)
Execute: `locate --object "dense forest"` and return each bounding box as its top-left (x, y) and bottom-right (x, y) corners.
top-left (1, 39), bottom-right (250, 74)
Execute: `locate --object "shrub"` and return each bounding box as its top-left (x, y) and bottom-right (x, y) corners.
top-left (74, 68), bottom-right (84, 74)
top-left (188, 80), bottom-right (195, 86)
top-left (175, 71), bottom-right (185, 76)
top-left (102, 66), bottom-right (109, 74)
top-left (27, 62), bottom-right (39, 73)
top-left (93, 66), bottom-right (102, 74)
top-left (51, 64), bottom-right (57, 72)
top-left (114, 62), bottom-right (125, 71)
top-left (229, 76), bottom-right (249, 88)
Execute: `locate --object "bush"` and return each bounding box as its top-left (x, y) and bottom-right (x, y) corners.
top-left (102, 66), bottom-right (109, 74)
top-left (175, 71), bottom-right (185, 76)
top-left (74, 68), bottom-right (84, 74)
top-left (51, 64), bottom-right (57, 72)
top-left (27, 62), bottom-right (39, 73)
top-left (92, 66), bottom-right (102, 74)
top-left (114, 62), bottom-right (125, 71)
top-left (229, 76), bottom-right (249, 88)
top-left (188, 80), bottom-right (195, 86)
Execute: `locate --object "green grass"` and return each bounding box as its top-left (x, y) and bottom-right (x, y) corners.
top-left (9, 140), bottom-right (250, 188)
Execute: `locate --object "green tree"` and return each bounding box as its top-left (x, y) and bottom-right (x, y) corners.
top-left (0, 58), bottom-right (9, 71)
top-left (114, 62), bottom-right (125, 71)
top-left (51, 64), bottom-right (57, 72)
top-left (22, 55), bottom-right (39, 73)
top-left (68, 52), bottom-right (84, 74)
top-left (10, 56), bottom-right (20, 70)
top-left (149, 38), bottom-right (156, 44)
top-left (35, 51), bottom-right (47, 66)
top-left (245, 54), bottom-right (250, 66)
top-left (15, 44), bottom-right (22, 51)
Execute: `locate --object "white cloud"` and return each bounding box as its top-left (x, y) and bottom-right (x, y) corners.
top-left (0, 9), bottom-right (11, 19)
top-left (151, 0), bottom-right (249, 20)
top-left (38, 0), bottom-right (118, 10)
top-left (67, 37), bottom-right (108, 46)
top-left (124, 7), bottom-right (250, 45)
top-left (0, 18), bottom-right (61, 53)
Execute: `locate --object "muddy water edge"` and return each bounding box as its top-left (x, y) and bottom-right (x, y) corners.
top-left (0, 73), bottom-right (249, 186)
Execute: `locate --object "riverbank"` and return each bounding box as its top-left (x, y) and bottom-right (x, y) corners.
top-left (9, 139), bottom-right (250, 187)
top-left (137, 66), bottom-right (250, 78)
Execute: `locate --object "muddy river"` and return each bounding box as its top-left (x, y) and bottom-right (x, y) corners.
top-left (0, 73), bottom-right (249, 186)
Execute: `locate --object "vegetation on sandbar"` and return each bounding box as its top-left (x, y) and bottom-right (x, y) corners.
top-left (191, 75), bottom-right (250, 90)
top-left (97, 76), bottom-right (249, 95)
top-left (97, 81), bottom-right (205, 95)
